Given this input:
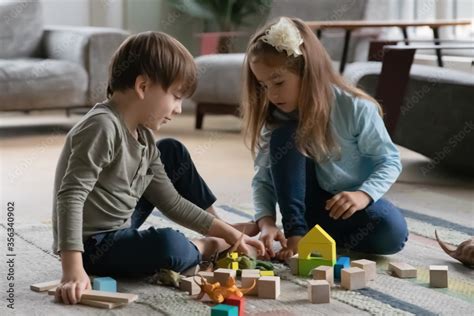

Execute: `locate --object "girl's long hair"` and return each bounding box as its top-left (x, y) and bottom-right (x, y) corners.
top-left (242, 17), bottom-right (382, 162)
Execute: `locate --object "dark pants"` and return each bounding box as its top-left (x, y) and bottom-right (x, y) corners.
top-left (270, 121), bottom-right (408, 255)
top-left (82, 138), bottom-right (217, 277)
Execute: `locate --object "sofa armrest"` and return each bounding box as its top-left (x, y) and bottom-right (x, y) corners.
top-left (41, 26), bottom-right (129, 105)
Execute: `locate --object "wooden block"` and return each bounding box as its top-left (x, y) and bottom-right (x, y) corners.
top-left (231, 262), bottom-right (239, 270)
top-left (312, 265), bottom-right (334, 286)
top-left (351, 259), bottom-right (376, 281)
top-left (241, 275), bottom-right (259, 296)
top-left (224, 294), bottom-right (245, 316)
top-left (81, 289), bottom-right (138, 304)
top-left (214, 268), bottom-right (237, 285)
top-left (180, 277), bottom-right (201, 295)
top-left (429, 265), bottom-right (448, 288)
top-left (48, 288), bottom-right (128, 309)
top-left (241, 269), bottom-right (261, 277)
top-left (197, 271), bottom-right (215, 283)
top-left (211, 303), bottom-right (238, 316)
top-left (287, 254), bottom-right (299, 275)
top-left (299, 257), bottom-right (334, 277)
top-left (257, 276), bottom-right (280, 299)
top-left (388, 262), bottom-right (417, 278)
top-left (298, 225), bottom-right (336, 260)
top-left (260, 270), bottom-right (274, 277)
top-left (92, 277), bottom-right (117, 292)
top-left (307, 280), bottom-right (330, 304)
top-left (30, 280), bottom-right (61, 292)
top-left (341, 267), bottom-right (366, 290)
top-left (230, 252), bottom-right (239, 260)
top-left (334, 256), bottom-right (350, 280)
top-left (80, 299), bottom-right (125, 309)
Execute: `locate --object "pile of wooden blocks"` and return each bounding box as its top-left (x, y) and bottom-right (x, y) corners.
top-left (179, 268), bottom-right (279, 315)
top-left (388, 262), bottom-right (449, 288)
top-left (30, 277), bottom-right (138, 309)
top-left (305, 258), bottom-right (376, 304)
top-left (182, 268), bottom-right (280, 300)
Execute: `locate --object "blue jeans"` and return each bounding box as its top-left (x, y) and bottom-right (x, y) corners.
top-left (82, 138), bottom-right (217, 277)
top-left (270, 121), bottom-right (408, 255)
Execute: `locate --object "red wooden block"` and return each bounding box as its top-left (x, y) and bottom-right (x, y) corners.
top-left (224, 294), bottom-right (245, 316)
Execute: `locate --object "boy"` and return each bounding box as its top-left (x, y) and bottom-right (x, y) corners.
top-left (52, 31), bottom-right (264, 305)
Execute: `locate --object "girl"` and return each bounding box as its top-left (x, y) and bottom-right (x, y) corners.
top-left (241, 17), bottom-right (408, 261)
top-left (52, 32), bottom-right (264, 305)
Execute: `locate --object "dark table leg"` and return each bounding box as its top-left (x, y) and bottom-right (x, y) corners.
top-left (432, 27), bottom-right (444, 67)
top-left (316, 29), bottom-right (322, 39)
top-left (375, 48), bottom-right (416, 137)
top-left (339, 29), bottom-right (352, 74)
top-left (401, 27), bottom-right (409, 45)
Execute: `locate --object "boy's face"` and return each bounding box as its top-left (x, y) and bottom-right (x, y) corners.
top-left (250, 60), bottom-right (301, 113)
top-left (136, 77), bottom-right (183, 131)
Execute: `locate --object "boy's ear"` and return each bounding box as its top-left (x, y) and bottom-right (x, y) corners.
top-left (134, 75), bottom-right (148, 100)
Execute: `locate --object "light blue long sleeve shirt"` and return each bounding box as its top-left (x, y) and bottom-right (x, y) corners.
top-left (252, 86), bottom-right (402, 221)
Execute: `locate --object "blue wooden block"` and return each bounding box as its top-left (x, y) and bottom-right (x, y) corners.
top-left (334, 256), bottom-right (350, 280)
top-left (211, 304), bottom-right (238, 316)
top-left (92, 277), bottom-right (117, 292)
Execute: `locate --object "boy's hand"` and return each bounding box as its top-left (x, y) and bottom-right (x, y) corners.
top-left (56, 250), bottom-right (91, 305)
top-left (325, 191), bottom-right (372, 220)
top-left (55, 266), bottom-right (91, 305)
top-left (231, 221), bottom-right (259, 237)
top-left (236, 235), bottom-right (265, 259)
top-left (276, 235), bottom-right (302, 261)
top-left (258, 218), bottom-right (287, 259)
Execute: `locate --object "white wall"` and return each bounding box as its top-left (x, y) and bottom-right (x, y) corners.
top-left (41, 0), bottom-right (125, 28)
top-left (41, 0), bottom-right (90, 26)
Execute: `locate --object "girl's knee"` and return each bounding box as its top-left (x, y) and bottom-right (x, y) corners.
top-left (370, 207), bottom-right (409, 254)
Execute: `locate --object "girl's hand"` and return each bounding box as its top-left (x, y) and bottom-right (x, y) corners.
top-left (325, 191), bottom-right (372, 220)
top-left (276, 235), bottom-right (302, 261)
top-left (55, 267), bottom-right (91, 305)
top-left (259, 224), bottom-right (287, 259)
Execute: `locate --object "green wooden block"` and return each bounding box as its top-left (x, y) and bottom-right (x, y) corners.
top-left (298, 257), bottom-right (335, 277)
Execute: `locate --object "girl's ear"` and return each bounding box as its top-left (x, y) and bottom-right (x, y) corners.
top-left (134, 75), bottom-right (148, 100)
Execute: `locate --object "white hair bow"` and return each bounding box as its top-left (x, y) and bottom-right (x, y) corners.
top-left (261, 17), bottom-right (303, 57)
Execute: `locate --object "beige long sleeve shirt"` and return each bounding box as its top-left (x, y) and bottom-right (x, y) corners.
top-left (52, 100), bottom-right (215, 254)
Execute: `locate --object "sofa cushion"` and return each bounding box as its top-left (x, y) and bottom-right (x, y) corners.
top-left (0, 59), bottom-right (88, 110)
top-left (0, 0), bottom-right (43, 58)
top-left (192, 53), bottom-right (246, 105)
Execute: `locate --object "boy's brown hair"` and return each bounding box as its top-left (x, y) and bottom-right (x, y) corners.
top-left (107, 31), bottom-right (197, 98)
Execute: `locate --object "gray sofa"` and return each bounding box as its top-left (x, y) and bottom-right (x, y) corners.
top-left (344, 61), bottom-right (474, 173)
top-left (0, 0), bottom-right (129, 112)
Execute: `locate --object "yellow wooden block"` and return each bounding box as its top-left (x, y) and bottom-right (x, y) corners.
top-left (298, 225), bottom-right (336, 261)
top-left (231, 262), bottom-right (239, 270)
top-left (230, 252), bottom-right (239, 260)
top-left (299, 243), bottom-right (336, 261)
top-left (260, 270), bottom-right (274, 276)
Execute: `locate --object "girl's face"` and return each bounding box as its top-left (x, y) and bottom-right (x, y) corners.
top-left (250, 60), bottom-right (301, 113)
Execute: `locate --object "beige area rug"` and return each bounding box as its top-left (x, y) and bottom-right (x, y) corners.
top-left (2, 203), bottom-right (473, 315)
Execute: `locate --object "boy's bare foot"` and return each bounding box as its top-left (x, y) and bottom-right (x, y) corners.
top-left (191, 237), bottom-right (229, 261)
top-left (232, 222), bottom-right (259, 237)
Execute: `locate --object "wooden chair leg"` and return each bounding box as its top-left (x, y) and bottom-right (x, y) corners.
top-left (195, 104), bottom-right (204, 130)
